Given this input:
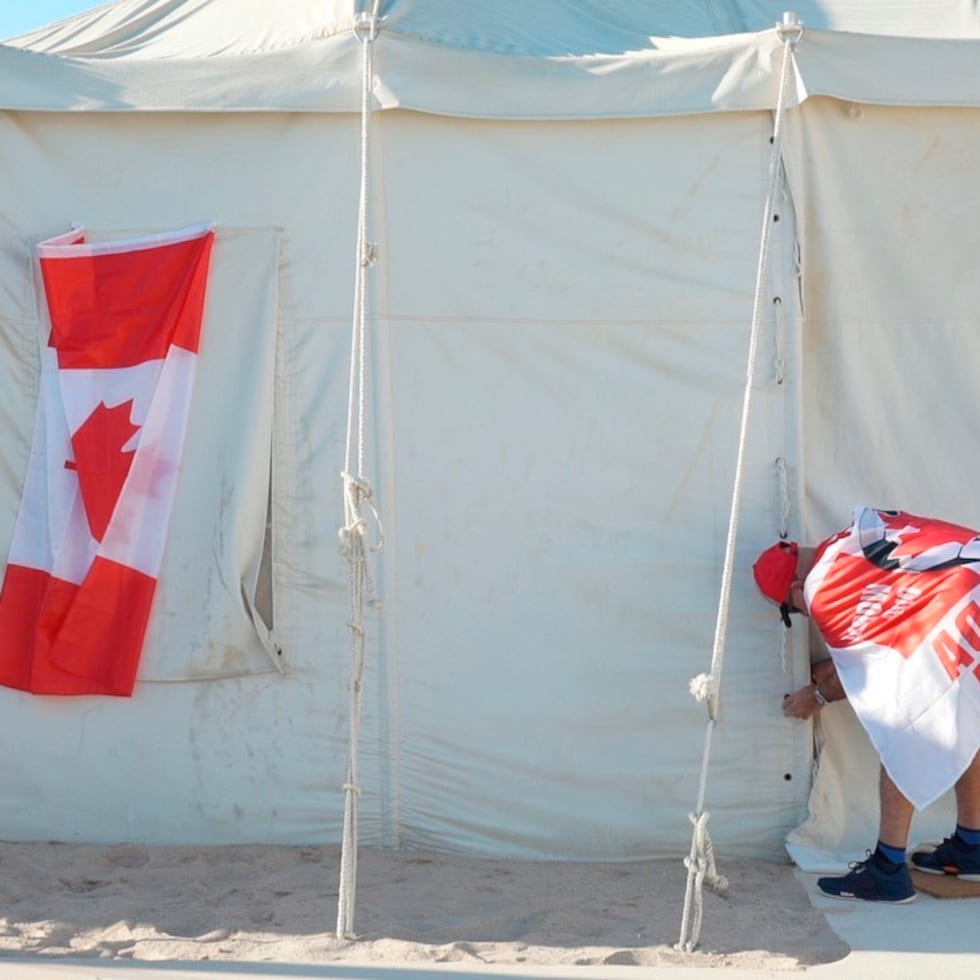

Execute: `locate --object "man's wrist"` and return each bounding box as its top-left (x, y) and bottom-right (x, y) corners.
top-left (812, 683), bottom-right (829, 706)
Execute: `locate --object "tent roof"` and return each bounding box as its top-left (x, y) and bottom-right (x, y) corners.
top-left (7, 1), bottom-right (980, 59)
top-left (1, 1), bottom-right (980, 116)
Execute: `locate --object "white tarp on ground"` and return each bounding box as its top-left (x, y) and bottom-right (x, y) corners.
top-left (0, 1), bottom-right (978, 868)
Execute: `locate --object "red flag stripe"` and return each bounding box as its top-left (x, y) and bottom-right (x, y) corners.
top-left (0, 561), bottom-right (156, 697)
top-left (40, 228), bottom-right (214, 369)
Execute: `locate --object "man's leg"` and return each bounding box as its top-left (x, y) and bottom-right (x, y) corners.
top-left (953, 749), bottom-right (980, 828)
top-left (911, 750), bottom-right (980, 880)
top-left (878, 765), bottom-right (915, 853)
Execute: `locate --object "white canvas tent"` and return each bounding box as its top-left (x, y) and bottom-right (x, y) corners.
top-left (1, 0), bottom-right (979, 886)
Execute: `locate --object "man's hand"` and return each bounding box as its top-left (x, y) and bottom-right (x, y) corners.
top-left (782, 684), bottom-right (824, 720)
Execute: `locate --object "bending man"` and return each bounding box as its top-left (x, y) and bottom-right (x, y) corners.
top-left (753, 506), bottom-right (980, 903)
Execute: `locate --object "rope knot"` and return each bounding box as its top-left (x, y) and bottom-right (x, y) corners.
top-left (688, 673), bottom-right (716, 703)
top-left (339, 517), bottom-right (368, 542)
top-left (340, 471), bottom-right (384, 553)
top-left (342, 471), bottom-right (374, 502)
top-left (683, 853), bottom-right (708, 874)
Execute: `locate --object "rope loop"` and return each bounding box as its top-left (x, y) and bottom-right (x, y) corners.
top-left (772, 291), bottom-right (786, 385)
top-left (775, 456), bottom-right (791, 540)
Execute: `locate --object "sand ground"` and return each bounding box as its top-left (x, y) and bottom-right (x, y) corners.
top-left (0, 842), bottom-right (848, 971)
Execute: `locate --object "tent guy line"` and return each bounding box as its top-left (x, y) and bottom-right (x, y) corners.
top-left (678, 13), bottom-right (802, 953)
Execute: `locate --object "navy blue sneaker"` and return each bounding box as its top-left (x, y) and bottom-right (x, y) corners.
top-left (911, 835), bottom-right (980, 882)
top-left (817, 852), bottom-right (916, 903)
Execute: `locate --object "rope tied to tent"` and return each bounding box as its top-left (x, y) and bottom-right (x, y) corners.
top-left (775, 456), bottom-right (793, 674)
top-left (339, 471), bottom-right (384, 555)
top-left (676, 13), bottom-right (802, 954)
top-left (680, 810), bottom-right (730, 950)
top-left (336, 0), bottom-right (384, 943)
top-left (688, 673), bottom-right (716, 707)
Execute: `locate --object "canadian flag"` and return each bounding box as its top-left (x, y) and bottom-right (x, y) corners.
top-left (0, 224), bottom-right (215, 696)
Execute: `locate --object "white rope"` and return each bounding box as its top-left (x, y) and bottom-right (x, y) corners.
top-left (336, 2), bottom-right (383, 942)
top-left (678, 807), bottom-right (730, 953)
top-left (775, 457), bottom-right (791, 540)
top-left (773, 296), bottom-right (786, 385)
top-left (677, 14), bottom-right (802, 954)
top-left (775, 456), bottom-right (793, 673)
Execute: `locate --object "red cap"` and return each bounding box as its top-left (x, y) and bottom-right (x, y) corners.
top-left (753, 540), bottom-right (799, 628)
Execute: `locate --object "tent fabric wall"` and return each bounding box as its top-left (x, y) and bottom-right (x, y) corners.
top-left (781, 99), bottom-right (980, 867)
top-left (1, 0), bottom-right (979, 865)
top-left (371, 110), bottom-right (808, 857)
top-left (0, 111), bottom-right (356, 844)
top-left (0, 95), bottom-right (811, 855)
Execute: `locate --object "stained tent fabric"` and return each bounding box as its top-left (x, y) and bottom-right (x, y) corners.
top-left (0, 1), bottom-right (977, 871)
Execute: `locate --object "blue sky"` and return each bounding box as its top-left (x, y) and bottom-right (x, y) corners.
top-left (0, 1), bottom-right (99, 39)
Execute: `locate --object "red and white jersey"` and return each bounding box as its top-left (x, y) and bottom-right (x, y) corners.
top-left (805, 506), bottom-right (980, 808)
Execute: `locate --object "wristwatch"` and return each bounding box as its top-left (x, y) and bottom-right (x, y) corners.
top-left (813, 684), bottom-right (829, 706)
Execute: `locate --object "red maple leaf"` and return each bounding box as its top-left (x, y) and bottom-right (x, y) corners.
top-left (65, 400), bottom-right (141, 542)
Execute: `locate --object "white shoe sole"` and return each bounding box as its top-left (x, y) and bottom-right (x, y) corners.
top-left (818, 889), bottom-right (917, 904)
